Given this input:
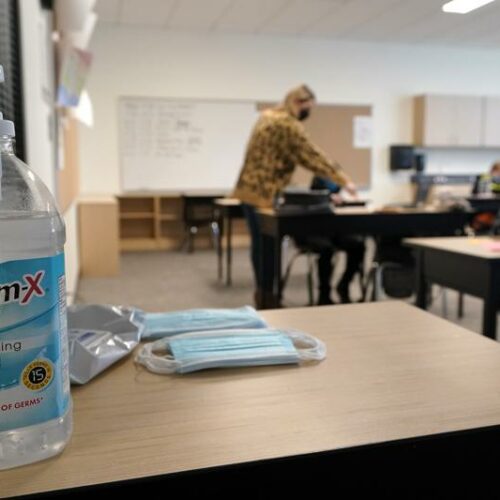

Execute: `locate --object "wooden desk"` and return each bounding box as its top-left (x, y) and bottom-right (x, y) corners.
top-left (3, 302), bottom-right (500, 498)
top-left (214, 198), bottom-right (244, 285)
top-left (406, 236), bottom-right (500, 339)
top-left (258, 207), bottom-right (470, 308)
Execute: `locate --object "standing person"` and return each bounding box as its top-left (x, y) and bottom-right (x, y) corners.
top-left (233, 84), bottom-right (357, 308)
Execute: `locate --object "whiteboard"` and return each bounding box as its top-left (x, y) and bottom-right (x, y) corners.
top-left (118, 97), bottom-right (258, 192)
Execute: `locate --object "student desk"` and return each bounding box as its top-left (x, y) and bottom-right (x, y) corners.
top-left (4, 302), bottom-right (500, 498)
top-left (257, 207), bottom-right (470, 308)
top-left (466, 194), bottom-right (500, 213)
top-left (214, 198), bottom-right (244, 285)
top-left (406, 236), bottom-right (500, 340)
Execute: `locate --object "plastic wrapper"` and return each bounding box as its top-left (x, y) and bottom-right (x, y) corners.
top-left (67, 304), bottom-right (145, 384)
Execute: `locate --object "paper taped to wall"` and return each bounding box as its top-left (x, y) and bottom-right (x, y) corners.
top-left (353, 115), bottom-right (372, 149)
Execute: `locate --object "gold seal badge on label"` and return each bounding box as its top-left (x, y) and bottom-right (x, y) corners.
top-left (22, 360), bottom-right (53, 391)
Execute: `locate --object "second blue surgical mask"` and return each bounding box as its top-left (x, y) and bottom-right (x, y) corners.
top-left (135, 328), bottom-right (326, 374)
top-left (142, 306), bottom-right (268, 339)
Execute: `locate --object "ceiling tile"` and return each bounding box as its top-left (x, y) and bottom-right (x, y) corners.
top-left (95, 0), bottom-right (500, 50)
top-left (343, 0), bottom-right (441, 41)
top-left (423, 1), bottom-right (500, 44)
top-left (168, 0), bottom-right (235, 30)
top-left (260, 0), bottom-right (343, 35)
top-left (95, 0), bottom-right (122, 24)
top-left (214, 0), bottom-right (289, 34)
top-left (120, 0), bottom-right (176, 26)
top-left (304, 0), bottom-right (402, 37)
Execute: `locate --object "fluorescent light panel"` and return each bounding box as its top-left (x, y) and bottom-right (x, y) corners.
top-left (442, 0), bottom-right (496, 14)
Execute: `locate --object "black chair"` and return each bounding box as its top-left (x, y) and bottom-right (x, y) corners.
top-left (181, 195), bottom-right (219, 253)
top-left (364, 237), bottom-right (416, 302)
top-left (281, 237), bottom-right (318, 306)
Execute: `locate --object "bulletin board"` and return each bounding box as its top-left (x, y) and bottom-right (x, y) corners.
top-left (258, 102), bottom-right (372, 188)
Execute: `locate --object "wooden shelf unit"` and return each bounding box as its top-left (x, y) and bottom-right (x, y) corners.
top-left (117, 193), bottom-right (250, 252)
top-left (117, 194), bottom-right (181, 251)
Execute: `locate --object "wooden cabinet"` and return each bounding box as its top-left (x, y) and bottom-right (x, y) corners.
top-left (414, 95), bottom-right (482, 147)
top-left (79, 197), bottom-right (120, 277)
top-left (483, 97), bottom-right (500, 147)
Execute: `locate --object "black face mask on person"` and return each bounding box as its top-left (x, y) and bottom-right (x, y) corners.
top-left (298, 108), bottom-right (311, 121)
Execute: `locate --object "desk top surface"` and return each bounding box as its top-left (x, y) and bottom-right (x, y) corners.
top-left (258, 205), bottom-right (461, 217)
top-left (405, 236), bottom-right (500, 260)
top-left (214, 197), bottom-right (242, 207)
top-left (117, 190), bottom-right (231, 198)
top-left (3, 302), bottom-right (500, 498)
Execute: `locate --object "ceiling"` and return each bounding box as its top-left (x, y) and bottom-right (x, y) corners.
top-left (95, 0), bottom-right (500, 49)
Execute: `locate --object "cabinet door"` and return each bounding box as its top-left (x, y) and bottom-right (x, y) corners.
top-left (417, 95), bottom-right (483, 147)
top-left (483, 97), bottom-right (500, 147)
top-left (423, 95), bottom-right (456, 146)
top-left (455, 96), bottom-right (482, 146)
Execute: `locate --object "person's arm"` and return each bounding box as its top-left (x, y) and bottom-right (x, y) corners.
top-left (288, 122), bottom-right (356, 194)
top-left (311, 176), bottom-right (341, 194)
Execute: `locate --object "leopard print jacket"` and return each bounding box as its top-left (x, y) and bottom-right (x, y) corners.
top-left (233, 108), bottom-right (349, 208)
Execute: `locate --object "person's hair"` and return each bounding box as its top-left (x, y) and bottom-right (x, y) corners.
top-left (281, 84), bottom-right (316, 113)
top-left (299, 85), bottom-right (315, 101)
top-left (490, 162), bottom-right (500, 174)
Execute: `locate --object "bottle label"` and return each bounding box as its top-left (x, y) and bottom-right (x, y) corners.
top-left (0, 254), bottom-right (70, 432)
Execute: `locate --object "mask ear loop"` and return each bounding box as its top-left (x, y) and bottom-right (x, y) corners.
top-left (287, 331), bottom-right (327, 362)
top-left (135, 338), bottom-right (180, 374)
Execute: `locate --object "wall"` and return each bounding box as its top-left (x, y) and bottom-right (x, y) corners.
top-left (19, 0), bottom-right (56, 193)
top-left (64, 202), bottom-right (79, 305)
top-left (80, 25), bottom-right (500, 204)
top-left (19, 1), bottom-right (80, 299)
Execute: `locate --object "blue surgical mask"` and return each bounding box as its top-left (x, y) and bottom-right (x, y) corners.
top-left (142, 306), bottom-right (268, 340)
top-left (135, 329), bottom-right (326, 374)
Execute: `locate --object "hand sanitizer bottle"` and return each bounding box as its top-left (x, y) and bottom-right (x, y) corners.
top-left (0, 65), bottom-right (72, 470)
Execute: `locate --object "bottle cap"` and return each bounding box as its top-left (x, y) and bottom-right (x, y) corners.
top-left (0, 66), bottom-right (16, 137)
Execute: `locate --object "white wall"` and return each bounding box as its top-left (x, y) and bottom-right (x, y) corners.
top-left (64, 202), bottom-right (79, 304)
top-left (19, 0), bottom-right (57, 193)
top-left (20, 1), bottom-right (80, 296)
top-left (80, 25), bottom-right (500, 204)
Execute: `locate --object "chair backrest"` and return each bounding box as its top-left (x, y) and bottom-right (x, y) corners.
top-left (183, 196), bottom-right (217, 225)
top-left (375, 237), bottom-right (415, 299)
top-left (380, 263), bottom-right (415, 299)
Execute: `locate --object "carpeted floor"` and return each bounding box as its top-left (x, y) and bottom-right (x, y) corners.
top-left (76, 246), bottom-right (489, 336)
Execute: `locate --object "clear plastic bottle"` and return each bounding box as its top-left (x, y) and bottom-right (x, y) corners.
top-left (0, 67), bottom-right (72, 470)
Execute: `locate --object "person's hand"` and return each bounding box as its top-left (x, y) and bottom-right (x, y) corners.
top-left (344, 182), bottom-right (358, 198)
top-left (330, 193), bottom-right (343, 206)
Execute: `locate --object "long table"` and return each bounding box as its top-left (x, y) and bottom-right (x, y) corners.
top-left (257, 206), bottom-right (470, 308)
top-left (3, 302), bottom-right (500, 498)
top-left (406, 236), bottom-right (500, 339)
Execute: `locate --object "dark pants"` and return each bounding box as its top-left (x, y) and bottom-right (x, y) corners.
top-left (241, 203), bottom-right (275, 294)
top-left (297, 235), bottom-right (365, 303)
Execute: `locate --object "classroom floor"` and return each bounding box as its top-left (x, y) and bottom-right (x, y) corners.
top-left (76, 247), bottom-right (489, 336)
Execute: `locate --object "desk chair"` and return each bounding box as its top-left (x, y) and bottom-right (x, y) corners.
top-left (282, 237), bottom-right (353, 306)
top-left (281, 238), bottom-right (317, 306)
top-left (364, 237), bottom-right (415, 302)
top-left (181, 195), bottom-right (218, 253)
top-left (364, 238), bottom-right (463, 319)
